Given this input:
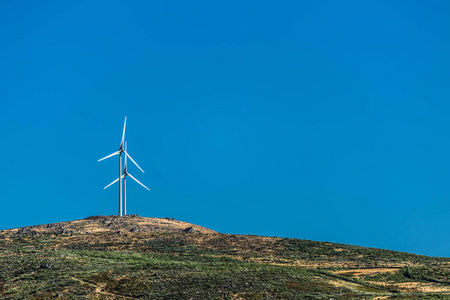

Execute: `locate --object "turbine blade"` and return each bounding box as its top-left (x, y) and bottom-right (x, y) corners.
top-left (104, 177), bottom-right (120, 189)
top-left (128, 173), bottom-right (150, 191)
top-left (124, 151), bottom-right (145, 173)
top-left (120, 116), bottom-right (127, 148)
top-left (124, 142), bottom-right (128, 168)
top-left (98, 151), bottom-right (120, 162)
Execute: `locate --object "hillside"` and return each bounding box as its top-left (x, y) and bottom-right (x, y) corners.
top-left (0, 215), bottom-right (448, 299)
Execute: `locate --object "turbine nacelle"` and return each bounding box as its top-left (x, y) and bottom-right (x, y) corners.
top-left (98, 116), bottom-right (145, 174)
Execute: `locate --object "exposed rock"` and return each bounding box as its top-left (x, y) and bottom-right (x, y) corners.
top-left (17, 228), bottom-right (39, 235)
top-left (57, 228), bottom-right (74, 235)
top-left (84, 215), bottom-right (109, 220)
top-left (183, 227), bottom-right (195, 233)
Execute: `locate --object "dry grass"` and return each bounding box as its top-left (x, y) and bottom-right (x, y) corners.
top-left (369, 281), bottom-right (450, 293)
top-left (333, 268), bottom-right (401, 277)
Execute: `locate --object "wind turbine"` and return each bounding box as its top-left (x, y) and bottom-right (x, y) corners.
top-left (103, 141), bottom-right (150, 215)
top-left (98, 117), bottom-right (145, 216)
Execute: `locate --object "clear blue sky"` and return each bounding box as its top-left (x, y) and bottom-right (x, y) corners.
top-left (1, 1), bottom-right (449, 257)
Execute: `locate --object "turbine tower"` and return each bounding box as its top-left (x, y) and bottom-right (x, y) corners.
top-left (98, 117), bottom-right (145, 216)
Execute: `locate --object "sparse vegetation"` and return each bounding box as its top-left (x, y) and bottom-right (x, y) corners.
top-left (0, 216), bottom-right (448, 299)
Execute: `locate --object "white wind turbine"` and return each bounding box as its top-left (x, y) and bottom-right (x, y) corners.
top-left (98, 117), bottom-right (145, 216)
top-left (104, 141), bottom-right (150, 215)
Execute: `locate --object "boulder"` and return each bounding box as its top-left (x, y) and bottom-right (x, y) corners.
top-left (183, 227), bottom-right (195, 233)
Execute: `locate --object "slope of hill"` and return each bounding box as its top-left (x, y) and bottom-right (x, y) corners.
top-left (0, 215), bottom-right (448, 299)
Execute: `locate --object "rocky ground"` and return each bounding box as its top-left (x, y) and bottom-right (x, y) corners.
top-left (11, 215), bottom-right (215, 236)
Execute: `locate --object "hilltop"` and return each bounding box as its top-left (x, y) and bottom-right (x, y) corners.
top-left (8, 215), bottom-right (215, 236)
top-left (0, 216), bottom-right (448, 299)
